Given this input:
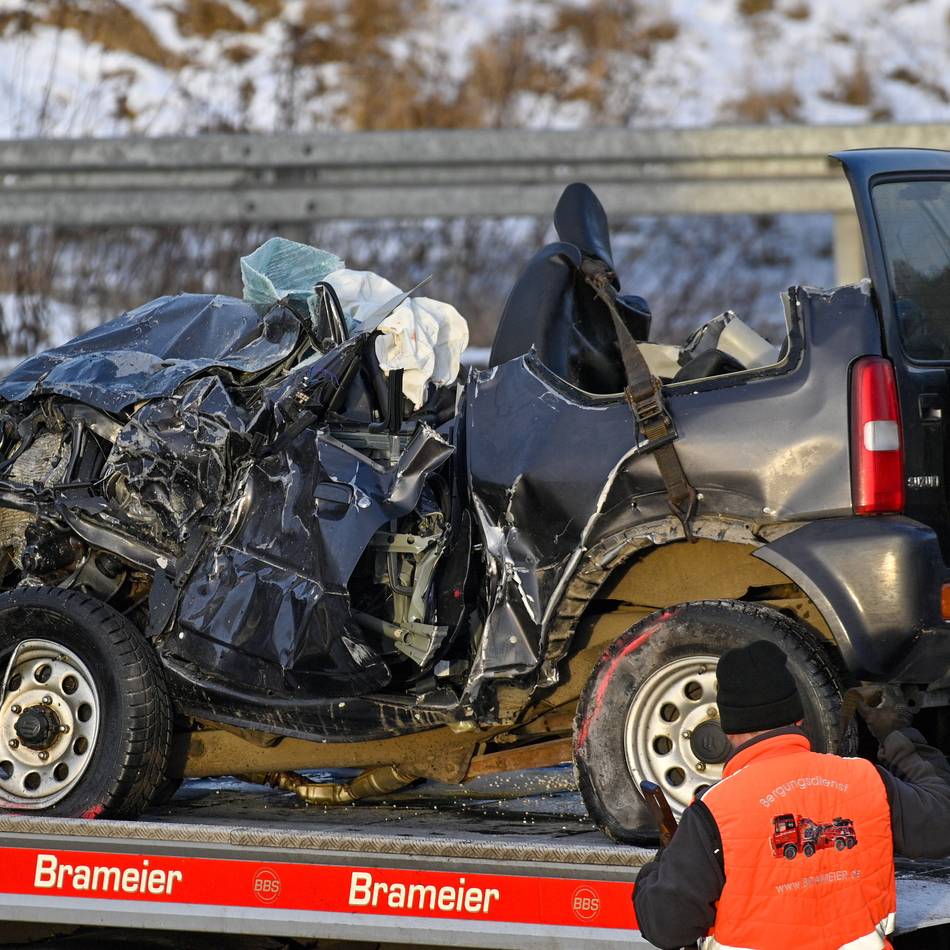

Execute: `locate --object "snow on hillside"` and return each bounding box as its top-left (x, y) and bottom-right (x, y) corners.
top-left (2, 0), bottom-right (949, 136)
top-left (0, 0), bottom-right (948, 350)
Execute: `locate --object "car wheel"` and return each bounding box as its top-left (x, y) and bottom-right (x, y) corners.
top-left (784, 844), bottom-right (798, 860)
top-left (148, 774), bottom-right (183, 807)
top-left (835, 837), bottom-right (847, 851)
top-left (804, 843), bottom-right (816, 857)
top-left (573, 600), bottom-right (853, 844)
top-left (847, 838), bottom-right (856, 849)
top-left (0, 586), bottom-right (171, 818)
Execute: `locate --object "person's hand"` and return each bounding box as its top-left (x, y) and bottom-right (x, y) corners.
top-left (858, 693), bottom-right (914, 743)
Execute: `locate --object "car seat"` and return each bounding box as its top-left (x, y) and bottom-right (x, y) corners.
top-left (489, 184), bottom-right (651, 395)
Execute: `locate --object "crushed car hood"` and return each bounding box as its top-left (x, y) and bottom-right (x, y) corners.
top-left (0, 293), bottom-right (305, 413)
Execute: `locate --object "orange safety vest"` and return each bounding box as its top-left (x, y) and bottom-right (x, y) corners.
top-left (700, 731), bottom-right (896, 950)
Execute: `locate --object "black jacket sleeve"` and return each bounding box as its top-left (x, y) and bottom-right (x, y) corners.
top-left (633, 799), bottom-right (724, 949)
top-left (877, 726), bottom-right (950, 858)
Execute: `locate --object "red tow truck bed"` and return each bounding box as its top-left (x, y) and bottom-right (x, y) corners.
top-left (0, 770), bottom-right (946, 948)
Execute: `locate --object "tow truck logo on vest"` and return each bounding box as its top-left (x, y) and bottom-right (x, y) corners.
top-left (769, 814), bottom-right (859, 860)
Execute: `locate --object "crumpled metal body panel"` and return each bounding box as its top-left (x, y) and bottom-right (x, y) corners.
top-left (0, 290), bottom-right (463, 718)
top-left (464, 283), bottom-right (882, 707)
top-left (104, 376), bottom-right (250, 547)
top-left (464, 363), bottom-right (629, 701)
top-left (168, 423), bottom-right (453, 698)
top-left (0, 294), bottom-right (303, 412)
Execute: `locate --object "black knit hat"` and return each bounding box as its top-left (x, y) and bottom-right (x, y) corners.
top-left (717, 640), bottom-right (804, 734)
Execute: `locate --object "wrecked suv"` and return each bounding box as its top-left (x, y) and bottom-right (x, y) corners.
top-left (0, 148), bottom-right (948, 843)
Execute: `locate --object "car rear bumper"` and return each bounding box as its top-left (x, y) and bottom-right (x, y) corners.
top-left (885, 628), bottom-right (950, 684)
top-left (754, 515), bottom-right (950, 681)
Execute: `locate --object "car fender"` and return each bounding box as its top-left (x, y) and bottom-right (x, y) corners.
top-left (753, 516), bottom-right (947, 679)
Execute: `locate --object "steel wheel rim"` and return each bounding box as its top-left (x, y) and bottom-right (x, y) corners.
top-left (0, 639), bottom-right (100, 808)
top-left (623, 654), bottom-right (725, 815)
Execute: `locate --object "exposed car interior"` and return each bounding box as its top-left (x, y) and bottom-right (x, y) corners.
top-left (489, 182), bottom-right (788, 393)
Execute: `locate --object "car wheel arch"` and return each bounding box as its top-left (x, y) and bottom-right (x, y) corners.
top-left (547, 517), bottom-right (844, 682)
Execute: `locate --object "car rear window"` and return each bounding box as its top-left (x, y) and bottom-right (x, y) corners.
top-left (873, 178), bottom-right (950, 361)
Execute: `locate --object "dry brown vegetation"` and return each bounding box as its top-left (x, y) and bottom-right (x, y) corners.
top-left (888, 66), bottom-right (949, 103)
top-left (825, 58), bottom-right (873, 107)
top-left (0, 0), bottom-right (689, 133)
top-left (175, 0), bottom-right (250, 37)
top-left (730, 86), bottom-right (801, 123)
top-left (784, 3), bottom-right (810, 19)
top-left (40, 2), bottom-right (185, 68)
top-left (738, 0), bottom-right (775, 15)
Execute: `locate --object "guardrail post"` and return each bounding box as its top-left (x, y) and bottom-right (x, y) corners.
top-left (833, 211), bottom-right (866, 285)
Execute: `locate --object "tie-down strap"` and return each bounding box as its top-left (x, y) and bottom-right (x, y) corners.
top-left (580, 258), bottom-right (698, 540)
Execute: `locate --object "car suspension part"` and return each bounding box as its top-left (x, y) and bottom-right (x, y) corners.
top-left (244, 764), bottom-right (417, 805)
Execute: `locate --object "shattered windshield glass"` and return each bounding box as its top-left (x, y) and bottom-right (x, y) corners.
top-left (873, 178), bottom-right (950, 361)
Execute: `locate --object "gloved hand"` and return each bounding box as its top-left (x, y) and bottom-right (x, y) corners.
top-left (858, 693), bottom-right (914, 744)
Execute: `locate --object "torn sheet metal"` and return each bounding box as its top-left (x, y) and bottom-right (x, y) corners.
top-left (164, 423), bottom-right (454, 699)
top-left (102, 376), bottom-right (251, 549)
top-left (463, 283), bottom-right (879, 717)
top-left (0, 294), bottom-right (306, 412)
top-left (680, 310), bottom-right (781, 372)
top-left (463, 357), bottom-right (635, 708)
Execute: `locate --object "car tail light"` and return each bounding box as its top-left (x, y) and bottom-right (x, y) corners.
top-left (851, 356), bottom-right (904, 515)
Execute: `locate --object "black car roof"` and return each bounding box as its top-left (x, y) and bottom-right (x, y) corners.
top-left (832, 147), bottom-right (950, 184)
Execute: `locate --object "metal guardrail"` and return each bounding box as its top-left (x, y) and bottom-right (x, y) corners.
top-left (0, 123), bottom-right (947, 225)
top-left (1, 123), bottom-right (949, 280)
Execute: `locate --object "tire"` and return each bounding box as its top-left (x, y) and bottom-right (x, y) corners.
top-left (784, 844), bottom-right (798, 860)
top-left (835, 837), bottom-right (847, 851)
top-left (0, 587), bottom-right (171, 818)
top-left (573, 600), bottom-right (853, 844)
top-left (148, 775), bottom-right (183, 808)
top-left (803, 843), bottom-right (815, 857)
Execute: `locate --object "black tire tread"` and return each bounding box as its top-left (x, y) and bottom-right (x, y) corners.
top-left (686, 599), bottom-right (852, 750)
top-left (573, 599), bottom-right (852, 844)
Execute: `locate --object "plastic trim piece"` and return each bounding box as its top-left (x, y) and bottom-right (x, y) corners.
top-left (754, 516), bottom-right (948, 678)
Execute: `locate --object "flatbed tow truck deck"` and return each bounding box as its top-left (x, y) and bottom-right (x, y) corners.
top-left (0, 769), bottom-right (949, 949)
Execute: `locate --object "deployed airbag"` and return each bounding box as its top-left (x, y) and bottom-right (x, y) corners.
top-left (239, 238), bottom-right (469, 408)
top-left (240, 236), bottom-right (343, 316)
top-left (325, 269), bottom-right (469, 408)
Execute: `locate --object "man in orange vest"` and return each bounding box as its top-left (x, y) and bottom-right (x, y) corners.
top-left (633, 639), bottom-right (950, 950)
